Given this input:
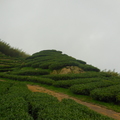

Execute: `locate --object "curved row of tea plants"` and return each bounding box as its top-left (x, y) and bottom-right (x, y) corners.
top-left (10, 68), bottom-right (50, 76)
top-left (53, 78), bottom-right (106, 88)
top-left (43, 71), bottom-right (112, 80)
top-left (0, 73), bottom-right (54, 85)
top-left (90, 84), bottom-right (120, 103)
top-left (70, 79), bottom-right (120, 95)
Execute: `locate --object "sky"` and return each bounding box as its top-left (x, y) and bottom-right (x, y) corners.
top-left (0, 0), bottom-right (120, 73)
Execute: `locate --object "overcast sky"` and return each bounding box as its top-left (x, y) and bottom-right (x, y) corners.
top-left (0, 0), bottom-right (120, 72)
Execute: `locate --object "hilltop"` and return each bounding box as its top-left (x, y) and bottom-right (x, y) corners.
top-left (21, 49), bottom-right (100, 74)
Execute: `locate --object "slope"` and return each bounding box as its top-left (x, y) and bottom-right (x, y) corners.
top-left (21, 49), bottom-right (100, 73)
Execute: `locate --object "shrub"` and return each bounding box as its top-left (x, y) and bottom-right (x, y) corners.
top-left (0, 82), bottom-right (33, 120)
top-left (43, 72), bottom-right (112, 81)
top-left (70, 80), bottom-right (119, 95)
top-left (116, 93), bottom-right (120, 104)
top-left (90, 84), bottom-right (120, 102)
top-left (14, 69), bottom-right (50, 76)
top-left (49, 61), bottom-right (80, 70)
top-left (0, 81), bottom-right (114, 120)
top-left (53, 78), bottom-right (103, 88)
top-left (27, 93), bottom-right (113, 120)
top-left (0, 73), bottom-right (54, 85)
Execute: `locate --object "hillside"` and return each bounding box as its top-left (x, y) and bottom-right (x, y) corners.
top-left (0, 39), bottom-right (29, 58)
top-left (1, 40), bottom-right (120, 119)
top-left (0, 40), bottom-right (30, 72)
top-left (21, 49), bottom-right (100, 73)
top-left (0, 52), bottom-right (23, 72)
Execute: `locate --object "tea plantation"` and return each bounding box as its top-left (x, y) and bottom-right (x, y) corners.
top-left (1, 49), bottom-right (120, 105)
top-left (0, 81), bottom-right (114, 120)
top-left (0, 41), bottom-right (120, 119)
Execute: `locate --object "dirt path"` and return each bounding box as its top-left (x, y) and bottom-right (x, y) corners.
top-left (0, 79), bottom-right (5, 81)
top-left (27, 84), bottom-right (120, 120)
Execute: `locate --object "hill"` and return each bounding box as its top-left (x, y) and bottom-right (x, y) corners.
top-left (21, 49), bottom-right (100, 73)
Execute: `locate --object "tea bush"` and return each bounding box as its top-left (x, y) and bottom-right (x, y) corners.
top-left (90, 84), bottom-right (120, 102)
top-left (0, 82), bottom-right (33, 120)
top-left (0, 73), bottom-right (54, 85)
top-left (53, 78), bottom-right (103, 88)
top-left (43, 72), bottom-right (112, 81)
top-left (0, 81), bottom-right (115, 120)
top-left (49, 61), bottom-right (80, 70)
top-left (27, 92), bottom-right (114, 120)
top-left (0, 81), bottom-right (13, 95)
top-left (116, 93), bottom-right (120, 104)
top-left (70, 80), bottom-right (120, 95)
top-left (13, 69), bottom-right (49, 75)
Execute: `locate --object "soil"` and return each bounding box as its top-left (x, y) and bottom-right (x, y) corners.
top-left (27, 84), bottom-right (120, 120)
top-left (51, 66), bottom-right (84, 74)
top-left (0, 79), bottom-right (5, 81)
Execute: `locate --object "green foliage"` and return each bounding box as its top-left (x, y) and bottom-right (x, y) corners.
top-left (53, 78), bottom-right (103, 88)
top-left (26, 92), bottom-right (113, 120)
top-left (0, 82), bottom-right (33, 120)
top-left (23, 49), bottom-right (100, 72)
top-left (79, 64), bottom-right (100, 72)
top-left (49, 61), bottom-right (80, 70)
top-left (0, 81), bottom-right (13, 95)
top-left (0, 73), bottom-right (54, 85)
top-left (116, 93), bottom-right (120, 104)
top-left (90, 84), bottom-right (120, 102)
top-left (43, 72), bottom-right (112, 81)
top-left (39, 62), bottom-right (53, 69)
top-left (70, 80), bottom-right (120, 95)
top-left (0, 81), bottom-right (113, 120)
top-left (102, 69), bottom-right (120, 77)
top-left (0, 39), bottom-right (29, 58)
top-left (76, 59), bottom-right (86, 64)
top-left (0, 51), bottom-right (24, 72)
top-left (12, 69), bottom-right (50, 75)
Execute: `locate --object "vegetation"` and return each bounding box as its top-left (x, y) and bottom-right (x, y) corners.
top-left (0, 73), bottom-right (54, 85)
top-left (43, 72), bottom-right (112, 80)
top-left (0, 81), bottom-right (114, 120)
top-left (1, 40), bottom-right (120, 119)
top-left (22, 50), bottom-right (100, 72)
top-left (90, 84), bottom-right (120, 102)
top-left (0, 52), bottom-right (23, 72)
top-left (0, 39), bottom-right (29, 58)
top-left (53, 78), bottom-right (106, 88)
top-left (10, 69), bottom-right (50, 76)
top-left (70, 80), bottom-right (120, 95)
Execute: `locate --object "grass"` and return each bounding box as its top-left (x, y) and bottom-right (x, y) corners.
top-left (1, 77), bottom-right (120, 113)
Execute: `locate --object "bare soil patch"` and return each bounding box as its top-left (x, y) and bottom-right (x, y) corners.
top-left (27, 84), bottom-right (120, 120)
top-left (0, 79), bottom-right (5, 81)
